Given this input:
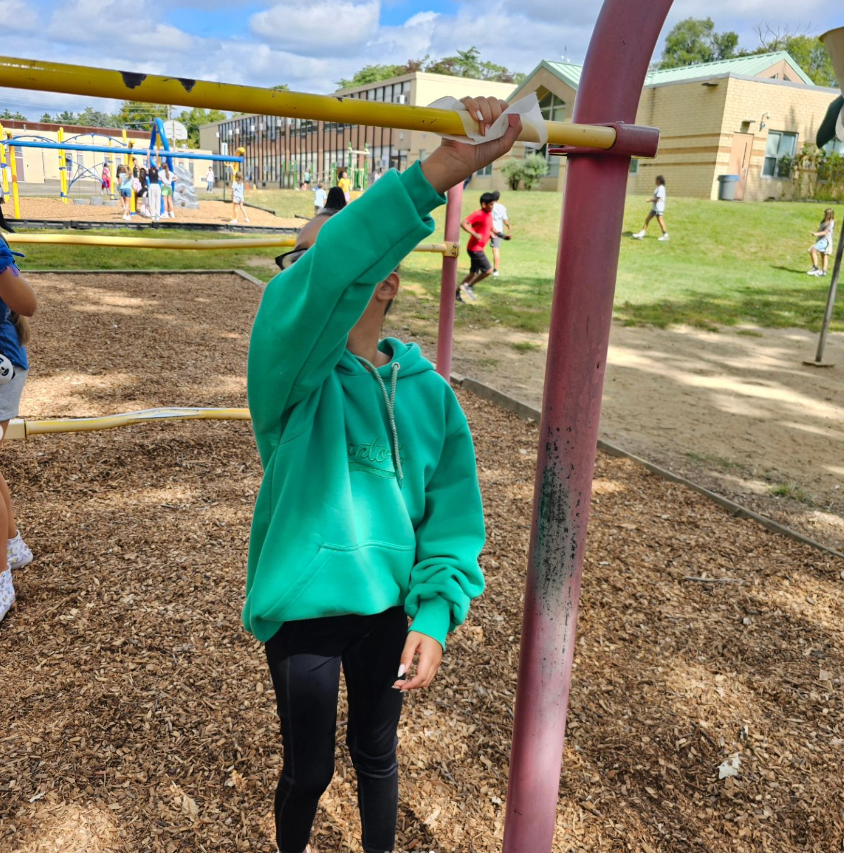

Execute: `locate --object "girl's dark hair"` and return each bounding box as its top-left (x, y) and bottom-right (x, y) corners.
top-left (11, 312), bottom-right (30, 346)
top-left (656, 175), bottom-right (665, 185)
top-left (325, 186), bottom-right (347, 211)
top-left (0, 202), bottom-right (14, 234)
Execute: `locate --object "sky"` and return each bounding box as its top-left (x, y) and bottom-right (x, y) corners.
top-left (0, 0), bottom-right (836, 120)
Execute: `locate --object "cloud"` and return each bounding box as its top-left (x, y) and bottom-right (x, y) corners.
top-left (249, 1), bottom-right (381, 55)
top-left (0, 0), bottom-right (40, 33)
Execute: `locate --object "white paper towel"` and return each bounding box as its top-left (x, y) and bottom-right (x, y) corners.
top-left (427, 93), bottom-right (548, 149)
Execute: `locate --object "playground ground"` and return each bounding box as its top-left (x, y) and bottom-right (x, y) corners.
top-left (2, 271), bottom-right (842, 853)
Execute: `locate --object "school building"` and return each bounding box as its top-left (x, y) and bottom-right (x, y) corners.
top-left (479, 51), bottom-right (841, 201)
top-left (0, 120), bottom-right (214, 193)
top-left (198, 73), bottom-right (515, 189)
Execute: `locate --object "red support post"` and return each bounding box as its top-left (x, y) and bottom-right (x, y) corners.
top-left (501, 2), bottom-right (674, 852)
top-left (436, 182), bottom-right (463, 379)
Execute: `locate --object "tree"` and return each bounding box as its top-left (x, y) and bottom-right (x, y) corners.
top-left (501, 158), bottom-right (524, 190)
top-left (338, 64), bottom-right (404, 89)
top-left (117, 100), bottom-right (168, 132)
top-left (40, 113), bottom-right (52, 123)
top-left (0, 109), bottom-right (26, 120)
top-left (272, 84), bottom-right (290, 91)
top-left (337, 48), bottom-right (524, 89)
top-left (177, 107), bottom-right (227, 148)
top-left (76, 107), bottom-right (119, 128)
top-left (749, 26), bottom-right (836, 87)
top-left (659, 17), bottom-right (739, 69)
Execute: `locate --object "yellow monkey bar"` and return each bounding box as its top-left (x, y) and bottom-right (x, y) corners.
top-left (4, 233), bottom-right (458, 256)
top-left (4, 407), bottom-right (252, 441)
top-left (0, 55), bottom-right (617, 150)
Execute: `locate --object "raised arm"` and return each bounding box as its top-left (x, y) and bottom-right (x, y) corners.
top-left (247, 165), bottom-right (444, 463)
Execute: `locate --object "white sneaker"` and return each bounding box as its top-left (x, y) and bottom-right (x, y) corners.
top-left (0, 567), bottom-right (15, 622)
top-left (228, 219), bottom-right (238, 225)
top-left (492, 270), bottom-right (499, 277)
top-left (8, 532), bottom-right (33, 570)
top-left (170, 212), bottom-right (176, 219)
top-left (631, 230), bottom-right (646, 239)
top-left (807, 268), bottom-right (820, 276)
top-left (658, 233), bottom-right (670, 241)
top-left (245, 217), bottom-right (251, 223)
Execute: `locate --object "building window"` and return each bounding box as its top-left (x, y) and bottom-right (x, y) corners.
top-left (476, 162), bottom-right (492, 177)
top-left (822, 138), bottom-right (844, 156)
top-left (418, 149), bottom-right (427, 162)
top-left (539, 91), bottom-right (566, 123)
top-left (762, 130), bottom-right (797, 178)
top-left (629, 158), bottom-right (639, 175)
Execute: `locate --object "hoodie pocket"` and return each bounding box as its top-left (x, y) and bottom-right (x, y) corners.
top-left (285, 540), bottom-right (417, 619)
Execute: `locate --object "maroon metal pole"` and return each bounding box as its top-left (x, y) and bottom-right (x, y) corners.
top-left (501, 2), bottom-right (674, 851)
top-left (436, 182), bottom-right (463, 379)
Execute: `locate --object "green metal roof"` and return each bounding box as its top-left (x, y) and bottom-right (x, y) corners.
top-left (510, 51), bottom-right (816, 101)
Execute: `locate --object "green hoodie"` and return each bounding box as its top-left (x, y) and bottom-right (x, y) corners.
top-left (244, 163), bottom-right (485, 648)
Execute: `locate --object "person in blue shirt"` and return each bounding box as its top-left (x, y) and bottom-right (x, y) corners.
top-left (0, 233), bottom-right (37, 623)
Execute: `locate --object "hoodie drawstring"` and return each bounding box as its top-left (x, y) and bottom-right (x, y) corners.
top-left (357, 358), bottom-right (403, 487)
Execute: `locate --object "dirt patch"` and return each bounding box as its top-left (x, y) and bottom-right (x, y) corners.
top-left (395, 316), bottom-right (844, 554)
top-left (13, 197), bottom-right (300, 230)
top-left (1, 273), bottom-right (842, 853)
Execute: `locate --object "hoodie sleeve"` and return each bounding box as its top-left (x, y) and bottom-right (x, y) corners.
top-left (405, 401), bottom-right (486, 648)
top-left (248, 163), bottom-right (445, 464)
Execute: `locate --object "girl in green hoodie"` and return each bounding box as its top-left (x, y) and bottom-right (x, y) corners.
top-left (246, 96), bottom-right (522, 853)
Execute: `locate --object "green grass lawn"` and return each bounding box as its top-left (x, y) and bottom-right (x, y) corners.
top-left (14, 190), bottom-right (841, 333)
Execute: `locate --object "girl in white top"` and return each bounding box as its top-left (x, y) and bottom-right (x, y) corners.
top-left (229, 173), bottom-right (250, 225)
top-left (808, 208), bottom-right (835, 276)
top-left (632, 175), bottom-right (668, 241)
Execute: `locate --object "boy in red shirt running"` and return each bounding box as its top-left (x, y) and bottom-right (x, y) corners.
top-left (457, 193), bottom-right (495, 302)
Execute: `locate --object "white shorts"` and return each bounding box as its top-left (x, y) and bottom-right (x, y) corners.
top-left (0, 367), bottom-right (28, 422)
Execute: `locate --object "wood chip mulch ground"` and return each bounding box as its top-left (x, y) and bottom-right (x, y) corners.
top-left (1, 273), bottom-right (842, 853)
top-left (12, 197), bottom-right (299, 230)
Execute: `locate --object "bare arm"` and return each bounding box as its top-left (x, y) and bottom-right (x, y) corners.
top-left (461, 218), bottom-right (481, 239)
top-left (0, 266), bottom-right (37, 317)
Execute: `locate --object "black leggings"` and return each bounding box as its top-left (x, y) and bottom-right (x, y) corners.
top-left (264, 607), bottom-right (407, 853)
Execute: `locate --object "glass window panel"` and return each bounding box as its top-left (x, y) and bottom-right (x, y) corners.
top-left (762, 156), bottom-right (776, 177)
top-left (764, 131), bottom-right (780, 156)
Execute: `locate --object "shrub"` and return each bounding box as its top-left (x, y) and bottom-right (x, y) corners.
top-left (521, 153), bottom-right (549, 190)
top-left (501, 159), bottom-right (523, 190)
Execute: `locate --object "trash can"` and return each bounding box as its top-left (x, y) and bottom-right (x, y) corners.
top-left (718, 174), bottom-right (739, 201)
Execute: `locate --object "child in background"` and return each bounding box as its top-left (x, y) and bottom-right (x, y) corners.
top-left (631, 174), bottom-right (669, 241)
top-left (118, 168), bottom-right (133, 220)
top-left (160, 164), bottom-right (176, 219)
top-left (807, 208), bottom-right (835, 276)
top-left (205, 166), bottom-right (215, 193)
top-left (100, 163), bottom-right (111, 197)
top-left (457, 192), bottom-right (495, 302)
top-left (313, 182), bottom-right (327, 215)
top-left (338, 169), bottom-right (351, 202)
top-left (229, 173), bottom-right (250, 225)
top-left (246, 94), bottom-right (520, 853)
top-left (147, 162), bottom-right (161, 223)
top-left (490, 190), bottom-right (511, 277)
top-left (0, 234), bottom-right (37, 623)
top-left (324, 186), bottom-right (347, 212)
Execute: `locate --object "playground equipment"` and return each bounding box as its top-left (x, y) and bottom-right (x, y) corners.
top-left (4, 232), bottom-right (457, 255)
top-left (0, 9), bottom-right (665, 847)
top-left (806, 25), bottom-right (844, 369)
top-left (0, 125), bottom-right (244, 218)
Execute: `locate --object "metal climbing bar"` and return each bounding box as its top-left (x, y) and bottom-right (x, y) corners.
top-left (1, 139), bottom-right (242, 162)
top-left (4, 407), bottom-right (252, 441)
top-left (0, 55), bottom-right (616, 149)
top-left (501, 1), bottom-right (672, 851)
top-left (4, 233), bottom-right (455, 255)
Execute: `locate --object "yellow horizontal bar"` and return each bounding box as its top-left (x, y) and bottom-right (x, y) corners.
top-left (0, 56), bottom-right (616, 149)
top-left (6, 233), bottom-right (454, 254)
top-left (7, 406), bottom-right (251, 440)
top-left (7, 233), bottom-right (296, 251)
